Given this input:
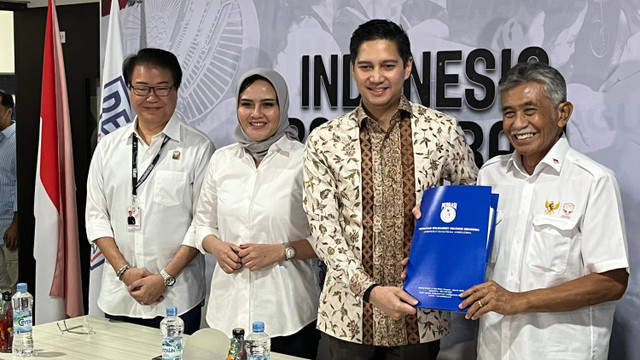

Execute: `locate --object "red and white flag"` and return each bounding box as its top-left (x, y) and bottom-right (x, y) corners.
top-left (33, 0), bottom-right (84, 324)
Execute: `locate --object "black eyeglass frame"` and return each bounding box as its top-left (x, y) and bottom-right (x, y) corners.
top-left (129, 84), bottom-right (175, 97)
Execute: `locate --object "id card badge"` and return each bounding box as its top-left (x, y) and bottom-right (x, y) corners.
top-left (126, 204), bottom-right (141, 231)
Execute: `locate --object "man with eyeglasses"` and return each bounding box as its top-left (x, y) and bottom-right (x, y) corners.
top-left (86, 48), bottom-right (214, 334)
top-left (0, 89), bottom-right (18, 293)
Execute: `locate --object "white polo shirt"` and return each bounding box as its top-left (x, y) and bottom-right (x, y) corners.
top-left (477, 136), bottom-right (629, 360)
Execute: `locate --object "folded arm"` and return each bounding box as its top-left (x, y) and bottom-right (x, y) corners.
top-left (128, 245), bottom-right (200, 305)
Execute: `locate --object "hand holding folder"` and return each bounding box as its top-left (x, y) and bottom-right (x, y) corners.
top-left (403, 185), bottom-right (498, 312)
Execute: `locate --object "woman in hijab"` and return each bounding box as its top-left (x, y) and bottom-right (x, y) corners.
top-left (192, 68), bottom-right (320, 358)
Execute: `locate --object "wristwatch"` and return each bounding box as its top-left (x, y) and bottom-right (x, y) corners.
top-left (283, 242), bottom-right (296, 261)
top-left (160, 268), bottom-right (176, 287)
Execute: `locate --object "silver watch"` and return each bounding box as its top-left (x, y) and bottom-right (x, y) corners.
top-left (160, 268), bottom-right (176, 287)
top-left (284, 242), bottom-right (296, 261)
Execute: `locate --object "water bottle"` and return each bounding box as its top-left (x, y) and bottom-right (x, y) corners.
top-left (245, 321), bottom-right (270, 360)
top-left (0, 290), bottom-right (13, 352)
top-left (12, 283), bottom-right (33, 357)
top-left (160, 306), bottom-right (183, 360)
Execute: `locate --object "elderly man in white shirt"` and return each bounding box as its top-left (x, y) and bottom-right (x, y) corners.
top-left (86, 48), bottom-right (214, 334)
top-left (459, 61), bottom-right (629, 360)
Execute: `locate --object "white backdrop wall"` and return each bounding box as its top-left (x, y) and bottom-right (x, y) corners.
top-left (0, 11), bottom-right (15, 74)
top-left (100, 1), bottom-right (640, 358)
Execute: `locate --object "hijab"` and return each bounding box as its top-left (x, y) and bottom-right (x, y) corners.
top-left (233, 68), bottom-right (298, 162)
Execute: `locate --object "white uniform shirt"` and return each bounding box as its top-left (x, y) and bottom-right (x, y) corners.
top-left (193, 136), bottom-right (320, 337)
top-left (86, 115), bottom-right (214, 318)
top-left (477, 137), bottom-right (629, 360)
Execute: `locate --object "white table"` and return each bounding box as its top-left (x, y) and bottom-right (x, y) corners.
top-left (0, 316), bottom-right (304, 360)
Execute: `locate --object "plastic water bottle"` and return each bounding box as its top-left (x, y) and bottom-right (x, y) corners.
top-left (160, 306), bottom-right (183, 360)
top-left (245, 321), bottom-right (270, 360)
top-left (12, 283), bottom-right (33, 357)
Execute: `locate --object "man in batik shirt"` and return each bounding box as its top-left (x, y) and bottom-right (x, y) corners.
top-left (303, 19), bottom-right (478, 359)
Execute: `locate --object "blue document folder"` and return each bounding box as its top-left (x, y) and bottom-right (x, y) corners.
top-left (403, 185), bottom-right (498, 312)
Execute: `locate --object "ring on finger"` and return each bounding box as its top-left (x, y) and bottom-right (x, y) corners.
top-left (478, 300), bottom-right (483, 307)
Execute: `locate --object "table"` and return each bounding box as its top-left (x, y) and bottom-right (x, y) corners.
top-left (0, 316), bottom-right (303, 360)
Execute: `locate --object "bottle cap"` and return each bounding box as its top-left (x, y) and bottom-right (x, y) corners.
top-left (2, 291), bottom-right (10, 301)
top-left (252, 321), bottom-right (264, 333)
top-left (166, 306), bottom-right (177, 316)
top-left (16, 283), bottom-right (26, 293)
top-left (232, 328), bottom-right (245, 337)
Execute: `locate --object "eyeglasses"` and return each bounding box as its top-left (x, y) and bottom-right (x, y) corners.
top-left (130, 85), bottom-right (174, 97)
top-left (56, 318), bottom-right (95, 335)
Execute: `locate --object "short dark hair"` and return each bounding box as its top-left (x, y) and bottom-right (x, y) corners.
top-left (122, 48), bottom-right (183, 89)
top-left (0, 89), bottom-right (14, 111)
top-left (498, 61), bottom-right (566, 108)
top-left (349, 19), bottom-right (412, 66)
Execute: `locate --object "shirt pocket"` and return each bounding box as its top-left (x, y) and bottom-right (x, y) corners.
top-left (527, 214), bottom-right (578, 274)
top-left (153, 170), bottom-right (187, 207)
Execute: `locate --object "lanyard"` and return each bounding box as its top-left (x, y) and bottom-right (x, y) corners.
top-left (131, 134), bottom-right (170, 198)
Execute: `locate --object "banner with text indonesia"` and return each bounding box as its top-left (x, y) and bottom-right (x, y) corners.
top-left (101, 1), bottom-right (640, 358)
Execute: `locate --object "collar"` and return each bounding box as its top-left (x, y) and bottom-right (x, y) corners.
top-left (355, 94), bottom-right (413, 127)
top-left (234, 135), bottom-right (293, 159)
top-left (123, 114), bottom-right (182, 143)
top-left (0, 122), bottom-right (15, 138)
top-left (507, 135), bottom-right (570, 176)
